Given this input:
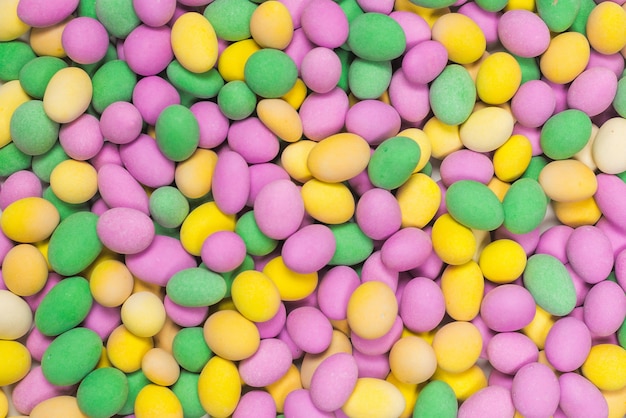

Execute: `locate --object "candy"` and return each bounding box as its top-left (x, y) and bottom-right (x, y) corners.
top-left (34, 276), bottom-right (92, 336)
top-left (429, 64), bottom-right (476, 125)
top-left (41, 327), bottom-right (101, 386)
top-left (198, 356), bottom-right (241, 418)
top-left (75, 367), bottom-right (128, 418)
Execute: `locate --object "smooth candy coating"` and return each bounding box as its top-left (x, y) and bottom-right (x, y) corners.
top-left (538, 159), bottom-right (597, 202)
top-left (263, 256), bottom-right (319, 301)
top-left (10, 100), bottom-right (59, 156)
top-left (301, 179), bottom-right (355, 224)
top-left (389, 336), bottom-right (437, 384)
top-left (559, 373), bottom-right (609, 418)
top-left (173, 148), bottom-right (217, 200)
top-left (124, 24), bottom-right (173, 77)
top-left (487, 331), bottom-right (538, 375)
top-left (348, 58), bottom-right (392, 100)
top-left (97, 163), bottom-right (149, 214)
top-left (413, 380), bottom-right (458, 418)
top-left (48, 211), bottom-right (102, 276)
top-left (235, 211), bottom-right (278, 257)
top-left (120, 134), bottom-right (176, 188)
top-left (134, 384), bottom-right (183, 418)
top-left (440, 149), bottom-right (493, 187)
top-left (430, 64), bottom-right (476, 125)
top-left (11, 365), bottom-right (73, 415)
top-left (432, 213), bottom-right (476, 266)
top-left (35, 276), bottom-right (92, 336)
top-left (432, 321), bottom-right (482, 373)
top-left (106, 324), bottom-right (154, 373)
top-left (432, 13), bottom-right (486, 65)
top-left (201, 230), bottom-right (246, 273)
top-left (539, 32), bottom-right (590, 84)
top-left (239, 338), bottom-right (291, 388)
top-left (368, 136), bottom-right (420, 190)
top-left (121, 291), bottom-right (165, 338)
top-left (345, 100), bottom-right (401, 145)
top-left (99, 101), bottom-right (143, 145)
top-left (61, 17), bottom-right (109, 65)
top-left (388, 69), bottom-right (430, 124)
top-left (381, 227), bottom-right (431, 272)
top-left (286, 306), bottom-right (333, 354)
top-left (233, 390), bottom-right (276, 418)
top-left (227, 118), bottom-right (280, 165)
top-left (512, 362), bottom-right (560, 417)
top-left (586, 1), bottom-right (626, 55)
top-left (203, 310), bottom-right (260, 361)
top-left (217, 80), bottom-right (256, 121)
top-left (0, 0), bottom-right (30, 41)
top-left (91, 60), bottom-right (137, 114)
top-left (0, 80), bottom-right (30, 149)
top-left (172, 327), bottom-right (212, 373)
top-left (131, 75), bottom-right (180, 126)
top-left (29, 395), bottom-right (87, 418)
top-left (89, 259), bottom-right (134, 307)
top-left (460, 106), bottom-right (514, 153)
top-left (440, 261), bottom-right (484, 321)
top-left (583, 281), bottom-right (626, 337)
top-left (540, 109), bottom-right (591, 160)
top-left (2, 243), bottom-right (48, 297)
top-left (402, 40), bottom-right (448, 85)
top-left (396, 173), bottom-right (441, 229)
top-left (0, 340), bottom-right (31, 387)
top-left (566, 225), bottom-right (613, 284)
top-left (43, 66), bottom-right (92, 124)
top-left (567, 67), bottom-right (617, 117)
top-left (155, 104), bottom-right (199, 162)
top-left (167, 60), bottom-right (225, 100)
top-left (171, 12), bottom-right (218, 74)
top-left (328, 222), bottom-right (374, 266)
top-left (244, 48), bottom-right (297, 98)
top-left (355, 188), bottom-right (402, 241)
top-left (254, 179), bottom-right (304, 240)
top-left (498, 10), bottom-right (550, 58)
top-left (317, 266), bottom-right (360, 321)
top-left (593, 117), bottom-right (626, 174)
top-left (166, 267), bottom-right (225, 308)
top-left (203, 0), bottom-right (256, 42)
top-left (458, 386), bottom-right (514, 418)
top-left (58, 113), bottom-right (103, 161)
top-left (502, 177), bottom-right (547, 235)
top-left (347, 281), bottom-right (398, 340)
top-left (300, 0), bottom-right (349, 49)
top-left (479, 239), bottom-right (527, 284)
top-left (256, 98), bottom-right (303, 143)
top-left (132, 0), bottom-right (176, 27)
top-left (300, 47), bottom-right (341, 94)
top-left (310, 353), bottom-right (358, 412)
top-left (0, 290), bottom-right (32, 340)
top-left (581, 344), bottom-right (626, 391)
top-left (307, 132), bottom-right (370, 183)
top-left (49, 159), bottom-right (97, 204)
top-left (299, 88), bottom-right (349, 141)
top-left (341, 378), bottom-right (405, 418)
top-left (480, 284), bottom-right (536, 332)
top-left (17, 0), bottom-right (78, 28)
top-left (348, 12), bottom-right (406, 61)
top-left (76, 367), bottom-right (129, 418)
top-left (445, 180), bottom-right (504, 231)
top-left (535, 0), bottom-right (579, 33)
top-left (212, 150), bottom-right (250, 215)
top-left (141, 347), bottom-right (180, 387)
top-left (511, 80), bottom-right (556, 129)
top-left (96, 207), bottom-right (154, 255)
top-left (475, 52), bottom-right (521, 105)
top-left (544, 316), bottom-right (592, 372)
top-left (94, 0), bottom-right (140, 38)
top-left (41, 327), bottom-right (101, 386)
top-left (249, 1), bottom-right (293, 49)
top-left (282, 224), bottom-right (336, 274)
top-left (231, 270), bottom-right (281, 323)
top-left (524, 254), bottom-right (577, 316)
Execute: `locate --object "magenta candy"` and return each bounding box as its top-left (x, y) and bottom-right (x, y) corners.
top-left (233, 390), bottom-right (277, 418)
top-left (299, 87), bottom-right (350, 141)
top-left (90, 142), bottom-right (123, 171)
top-left (278, 326), bottom-right (304, 360)
top-left (82, 302), bottom-right (121, 340)
top-left (91, 198), bottom-right (110, 216)
top-left (361, 251), bottom-right (399, 293)
top-left (545, 78), bottom-right (569, 114)
top-left (247, 163), bottom-right (290, 206)
top-left (97, 163), bottom-right (150, 214)
top-left (17, 0), bottom-right (78, 27)
top-left (0, 229), bottom-right (13, 265)
top-left (544, 316), bottom-right (592, 372)
top-left (352, 349), bottom-right (390, 379)
top-left (190, 101), bottom-right (229, 149)
top-left (488, 368), bottom-right (514, 390)
top-left (119, 134), bottom-right (175, 188)
top-left (254, 179), bottom-right (305, 240)
top-left (58, 113), bottom-right (104, 161)
top-left (282, 224), bottom-right (336, 274)
top-left (512, 123), bottom-right (542, 156)
top-left (345, 100), bottom-right (401, 145)
top-left (403, 40), bottom-right (448, 85)
top-left (284, 389), bottom-right (335, 418)
top-left (458, 2), bottom-right (499, 45)
top-left (511, 79), bottom-right (556, 128)
top-left (565, 264), bottom-right (591, 307)
top-left (25, 326), bottom-right (54, 363)
top-left (566, 225), bottom-right (613, 284)
top-left (286, 306), bottom-right (332, 354)
top-left (200, 230), bottom-right (246, 273)
top-left (389, 11), bottom-right (430, 50)
top-left (400, 277), bottom-right (445, 333)
top-left (495, 226), bottom-right (541, 256)
top-left (132, 76), bottom-right (180, 126)
top-left (498, 10), bottom-right (550, 58)
top-left (132, 0), bottom-right (176, 27)
top-left (348, 168), bottom-right (375, 197)
top-left (283, 28), bottom-right (315, 70)
top-left (583, 280), bottom-right (626, 337)
top-left (350, 315), bottom-right (403, 356)
top-left (567, 67), bottom-right (618, 117)
top-left (535, 225), bottom-right (574, 264)
top-left (97, 207), bottom-right (155, 254)
top-left (300, 0), bottom-right (349, 48)
top-left (61, 16), bottom-right (110, 64)
top-left (317, 266), bottom-right (361, 321)
top-left (558, 373), bottom-right (609, 418)
top-left (388, 68), bottom-right (430, 124)
top-left (356, 0), bottom-right (394, 13)
top-left (310, 353), bottom-right (359, 412)
top-left (380, 227), bottom-right (432, 272)
top-left (212, 151), bottom-right (250, 215)
top-left (355, 188), bottom-right (402, 241)
top-left (164, 296), bottom-right (208, 327)
top-left (0, 170), bottom-right (42, 209)
top-left (12, 366), bottom-right (75, 415)
top-left (512, 362), bottom-right (560, 418)
top-left (123, 24), bottom-right (173, 76)
top-left (487, 332), bottom-right (538, 374)
top-left (277, 0), bottom-right (309, 28)
top-left (100, 101), bottom-right (144, 145)
top-left (587, 50), bottom-right (625, 77)
top-left (458, 386), bottom-right (515, 418)
top-left (227, 118), bottom-right (280, 164)
top-left (301, 47), bottom-right (342, 94)
top-left (596, 217), bottom-right (626, 257)
top-left (616, 248), bottom-right (626, 291)
top-left (480, 284), bottom-right (536, 332)
top-left (239, 338), bottom-right (293, 387)
top-left (256, 302), bottom-right (287, 339)
top-left (440, 149), bottom-right (494, 187)
top-left (594, 173), bottom-right (626, 231)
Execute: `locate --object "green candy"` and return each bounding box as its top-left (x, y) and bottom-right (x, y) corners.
top-left (235, 211), bottom-right (278, 256)
top-left (502, 178), bottom-right (548, 234)
top-left (166, 267), bottom-right (227, 307)
top-left (522, 155), bottom-right (549, 181)
top-left (171, 371), bottom-right (205, 418)
top-left (328, 222), bottom-right (373, 266)
top-left (430, 65), bottom-right (476, 126)
top-left (41, 327), bottom-right (102, 386)
top-left (203, 0), bottom-right (257, 42)
top-left (219, 254), bottom-right (255, 298)
top-left (475, 0), bottom-right (508, 12)
top-left (43, 187), bottom-right (89, 221)
top-left (618, 318), bottom-right (626, 349)
top-left (155, 104), bottom-right (200, 162)
top-left (0, 41), bottom-right (36, 82)
top-left (217, 80), bottom-right (257, 120)
top-left (536, 0), bottom-right (580, 32)
top-left (91, 60), bottom-right (137, 114)
top-left (570, 0), bottom-right (596, 35)
top-left (523, 254), bottom-right (577, 316)
top-left (19, 56), bottom-right (68, 99)
top-left (32, 143), bottom-right (69, 183)
top-left (0, 143), bottom-right (31, 177)
top-left (420, 161), bottom-right (433, 177)
top-left (172, 327), bottom-right (213, 373)
top-left (515, 55), bottom-right (541, 85)
top-left (368, 136), bottom-right (421, 190)
top-left (78, 0), bottom-right (98, 18)
top-left (77, 367), bottom-right (129, 418)
top-left (445, 180), bottom-right (504, 231)
top-left (338, 0), bottom-right (364, 24)
top-left (413, 380), bottom-right (458, 418)
top-left (48, 211), bottom-right (103, 276)
top-left (347, 13), bottom-right (406, 61)
top-left (118, 370), bottom-right (150, 416)
top-left (149, 186), bottom-right (189, 229)
top-left (408, 0), bottom-right (458, 9)
top-left (167, 60), bottom-right (224, 99)
top-left (613, 75), bottom-right (626, 118)
top-left (540, 109), bottom-right (591, 160)
top-left (244, 48), bottom-right (298, 98)
top-left (95, 0), bottom-right (140, 38)
top-left (348, 58), bottom-right (392, 100)
top-left (335, 48), bottom-right (353, 92)
top-left (10, 100), bottom-right (59, 156)
top-left (77, 43), bottom-right (117, 77)
top-left (35, 276), bottom-right (93, 337)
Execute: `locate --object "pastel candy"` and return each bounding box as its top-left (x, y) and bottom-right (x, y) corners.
top-left (511, 362), bottom-right (560, 418)
top-left (253, 179), bottom-right (304, 240)
top-left (544, 316), bottom-right (592, 372)
top-left (430, 64), bottom-right (476, 126)
top-left (47, 211), bottom-right (102, 276)
top-left (282, 224), bottom-right (336, 274)
top-left (458, 386), bottom-right (514, 418)
top-left (309, 353), bottom-right (358, 412)
top-left (523, 254), bottom-right (577, 316)
top-left (558, 373), bottom-right (609, 418)
top-left (96, 207), bottom-right (155, 255)
top-left (480, 284), bottom-right (536, 332)
top-left (238, 338), bottom-right (292, 387)
top-left (307, 132), bottom-right (370, 183)
top-left (34, 276), bottom-right (92, 336)
top-left (41, 327), bottom-right (102, 386)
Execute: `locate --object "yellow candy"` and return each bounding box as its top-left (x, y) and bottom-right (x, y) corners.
top-left (154, 316), bottom-right (179, 353)
top-left (203, 310), bottom-right (260, 361)
top-left (540, 32), bottom-right (590, 84)
top-left (301, 179), bottom-right (355, 224)
top-left (262, 256), bottom-right (318, 301)
top-left (256, 98), bottom-right (303, 142)
top-left (106, 324), bottom-right (154, 373)
top-left (2, 243), bottom-right (48, 296)
top-left (179, 201), bottom-right (236, 255)
top-left (504, 0), bottom-right (535, 10)
top-left (538, 159), bottom-right (598, 202)
top-left (394, 0), bottom-right (450, 28)
top-left (135, 384), bottom-right (183, 418)
top-left (389, 335), bottom-right (437, 384)
top-left (97, 347), bottom-right (112, 369)
top-left (300, 330), bottom-right (352, 388)
top-left (0, 0), bottom-right (29, 41)
top-left (460, 106), bottom-right (515, 153)
top-left (432, 214), bottom-right (477, 265)
top-left (475, 52), bottom-right (521, 104)
top-left (586, 2), bottom-right (626, 55)
top-left (432, 321), bottom-right (482, 373)
top-left (281, 78), bottom-right (307, 110)
top-left (217, 39), bottom-right (261, 82)
top-left (385, 372), bottom-right (419, 418)
top-left (603, 384), bottom-right (626, 418)
top-left (432, 365), bottom-right (488, 401)
top-left (1, 196), bottom-right (60, 243)
top-left (396, 173), bottom-right (441, 228)
top-left (342, 378), bottom-right (406, 418)
top-left (89, 259), bottom-right (134, 307)
top-left (141, 348), bottom-right (180, 387)
top-left (266, 364), bottom-right (303, 413)
top-left (553, 197), bottom-right (602, 227)
top-left (432, 13), bottom-right (486, 64)
top-left (29, 17), bottom-right (70, 57)
top-left (0, 340), bottom-right (31, 386)
top-left (493, 134), bottom-right (532, 182)
top-left (198, 356), bottom-right (241, 418)
top-left (171, 12), bottom-right (218, 73)
top-left (422, 116), bottom-right (462, 159)
top-left (121, 291), bottom-right (166, 338)
top-left (0, 80), bottom-right (30, 147)
top-left (49, 159), bottom-right (98, 204)
top-left (307, 132), bottom-right (371, 183)
top-left (582, 344), bottom-right (626, 391)
top-left (0, 389), bottom-right (7, 418)
top-left (30, 396), bottom-right (88, 418)
top-left (43, 67), bottom-right (92, 124)
top-left (347, 281), bottom-right (398, 340)
top-left (281, 139), bottom-right (317, 183)
top-left (478, 239), bottom-right (527, 284)
top-left (231, 270), bottom-right (281, 322)
top-left (249, 0), bottom-right (293, 49)
top-left (522, 305), bottom-right (554, 350)
top-left (441, 261), bottom-right (484, 321)
top-left (174, 148), bottom-right (217, 199)
top-left (398, 128), bottom-right (432, 173)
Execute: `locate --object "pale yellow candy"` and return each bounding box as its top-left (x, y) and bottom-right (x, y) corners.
top-left (106, 324), bottom-right (154, 373)
top-left (281, 78), bottom-right (307, 110)
top-left (538, 159), bottom-right (598, 202)
top-left (121, 291), bottom-right (166, 338)
top-left (0, 340), bottom-right (31, 386)
top-left (432, 214), bottom-right (477, 266)
top-left (1, 196), bottom-right (60, 243)
top-left (396, 173), bottom-right (441, 228)
top-left (441, 261), bottom-right (484, 321)
top-left (281, 139), bottom-right (316, 183)
top-left (389, 335), bottom-right (437, 384)
top-left (179, 201), bottom-right (236, 255)
top-left (49, 159), bottom-right (98, 204)
top-left (521, 305), bottom-right (554, 350)
top-left (89, 259), bottom-right (134, 307)
top-left (266, 364), bottom-right (303, 413)
top-left (0, 80), bottom-right (30, 147)
top-left (174, 148), bottom-right (217, 199)
top-left (256, 98), bottom-right (302, 142)
top-left (2, 244), bottom-right (48, 296)
top-left (198, 356), bottom-right (241, 418)
top-left (476, 52), bottom-right (521, 104)
top-left (171, 12), bottom-right (218, 73)
top-left (603, 384), bottom-right (626, 418)
top-left (592, 117), bottom-right (626, 174)
top-left (478, 239), bottom-right (527, 284)
top-left (300, 329), bottom-right (352, 388)
top-left (30, 396), bottom-right (88, 418)
top-left (431, 13), bottom-right (486, 64)
top-left (301, 179), bottom-right (355, 224)
top-left (432, 365), bottom-right (488, 401)
top-left (432, 321), bottom-right (482, 373)
top-left (307, 132), bottom-right (371, 183)
top-left (154, 316), bottom-right (179, 353)
top-left (423, 116), bottom-right (462, 159)
top-left (398, 128), bottom-right (432, 173)
top-left (263, 256), bottom-right (318, 301)
top-left (586, 2), bottom-right (626, 55)
top-left (29, 17), bottom-right (70, 57)
top-left (342, 378), bottom-right (406, 418)
top-left (0, 289), bottom-right (32, 340)
top-left (460, 106), bottom-right (514, 152)
top-left (472, 228), bottom-right (492, 262)
top-left (203, 310), bottom-right (260, 361)
top-left (385, 372), bottom-right (419, 418)
top-left (582, 344), bottom-right (626, 391)
top-left (231, 270), bottom-right (281, 322)
top-left (493, 134), bottom-right (532, 182)
top-left (573, 124), bottom-right (599, 172)
top-left (553, 197), bottom-right (602, 227)
top-left (43, 67), bottom-right (92, 124)
top-left (217, 39), bottom-right (261, 82)
top-left (540, 32), bottom-right (590, 84)
top-left (135, 385), bottom-right (183, 418)
top-left (0, 388), bottom-right (7, 418)
top-left (141, 348), bottom-right (180, 387)
top-left (0, 0), bottom-right (30, 41)
top-left (250, 0), bottom-right (293, 49)
top-left (347, 281), bottom-right (398, 340)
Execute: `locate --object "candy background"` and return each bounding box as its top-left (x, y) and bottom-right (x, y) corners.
top-left (1, 0), bottom-right (626, 417)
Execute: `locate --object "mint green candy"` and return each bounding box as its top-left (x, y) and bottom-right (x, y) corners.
top-left (91, 60), bottom-right (137, 113)
top-left (328, 222), bottom-right (373, 266)
top-left (420, 161), bottom-right (433, 177)
top-left (0, 143), bottom-right (31, 177)
top-left (167, 60), bottom-right (224, 99)
top-left (118, 370), bottom-right (150, 416)
top-left (41, 327), bottom-right (102, 386)
top-left (336, 48), bottom-right (352, 92)
top-left (244, 49), bottom-right (297, 99)
top-left (408, 0), bottom-right (458, 8)
top-left (10, 100), bottom-right (59, 156)
top-left (35, 276), bottom-right (93, 336)
top-left (155, 104), bottom-right (199, 162)
top-left (172, 371), bottom-right (205, 418)
top-left (515, 55), bottom-right (541, 84)
top-left (445, 180), bottom-right (504, 231)
top-left (149, 186), bottom-right (189, 229)
top-left (32, 143), bottom-right (68, 182)
top-left (43, 187), bottom-right (89, 222)
top-left (536, 0), bottom-right (580, 32)
top-left (618, 318), bottom-right (626, 349)
top-left (475, 0), bottom-right (508, 12)
top-left (348, 58), bottom-right (392, 100)
top-left (218, 80), bottom-right (257, 120)
top-left (235, 211), bottom-right (278, 256)
top-left (48, 211), bottom-right (103, 276)
top-left (203, 0), bottom-right (257, 41)
top-left (78, 0), bottom-right (97, 18)
top-left (540, 109), bottom-right (591, 160)
top-left (430, 65), bottom-right (476, 125)
top-left (166, 267), bottom-right (227, 307)
top-left (19, 56), bottom-right (68, 99)
top-left (413, 380), bottom-right (458, 418)
top-left (347, 13), bottom-right (406, 61)
top-left (95, 0), bottom-right (140, 38)
top-left (523, 254), bottom-right (577, 316)
top-left (522, 155), bottom-right (549, 181)
top-left (368, 136), bottom-right (420, 190)
top-left (613, 75), bottom-right (626, 118)
top-left (0, 41), bottom-right (36, 81)
top-left (502, 178), bottom-right (548, 234)
top-left (338, 0), bottom-right (364, 24)
top-left (77, 367), bottom-right (129, 418)
top-left (172, 327), bottom-right (213, 373)
top-left (570, 0), bottom-right (595, 35)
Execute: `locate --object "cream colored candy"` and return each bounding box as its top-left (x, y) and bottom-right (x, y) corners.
top-left (460, 106), bottom-right (514, 152)
top-left (121, 291), bottom-right (166, 338)
top-left (342, 378), bottom-right (406, 418)
top-left (141, 347), bottom-right (180, 386)
top-left (307, 132), bottom-right (371, 183)
top-left (256, 98), bottom-right (303, 142)
top-left (43, 66), bottom-right (92, 124)
top-left (592, 117), bottom-right (626, 174)
top-left (0, 290), bottom-right (32, 340)
top-left (538, 159), bottom-right (598, 202)
top-left (171, 12), bottom-right (218, 73)
top-left (0, 80), bottom-right (30, 147)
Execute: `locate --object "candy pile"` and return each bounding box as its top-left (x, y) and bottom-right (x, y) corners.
top-left (1, 0), bottom-right (626, 416)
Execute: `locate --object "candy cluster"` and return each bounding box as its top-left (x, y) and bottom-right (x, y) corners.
top-left (1, 0), bottom-right (626, 417)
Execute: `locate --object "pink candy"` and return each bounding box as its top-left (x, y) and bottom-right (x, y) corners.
top-left (96, 207), bottom-right (155, 254)
top-left (544, 316), bottom-right (592, 372)
top-left (285, 306), bottom-right (332, 354)
top-left (282, 224), bottom-right (336, 274)
top-left (309, 353), bottom-right (359, 412)
top-left (480, 284), bottom-right (536, 332)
